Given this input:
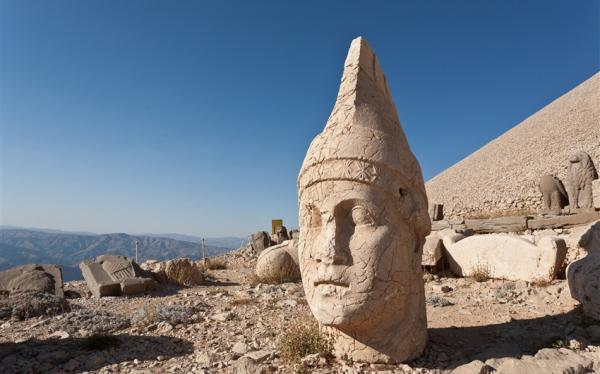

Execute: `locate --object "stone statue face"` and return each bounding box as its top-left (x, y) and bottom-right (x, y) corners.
top-left (299, 179), bottom-right (420, 329)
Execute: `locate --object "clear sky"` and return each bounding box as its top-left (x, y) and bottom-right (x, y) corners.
top-left (1, 1), bottom-right (598, 237)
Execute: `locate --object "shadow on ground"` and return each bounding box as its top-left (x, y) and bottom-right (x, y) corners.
top-left (418, 308), bottom-right (589, 369)
top-left (0, 334), bottom-right (194, 373)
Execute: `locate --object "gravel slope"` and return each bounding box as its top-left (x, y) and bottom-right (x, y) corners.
top-left (426, 72), bottom-right (600, 217)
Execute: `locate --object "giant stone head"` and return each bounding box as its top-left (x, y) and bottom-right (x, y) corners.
top-left (298, 37), bottom-right (430, 363)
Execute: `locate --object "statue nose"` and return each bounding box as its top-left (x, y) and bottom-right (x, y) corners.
top-left (315, 224), bottom-right (347, 265)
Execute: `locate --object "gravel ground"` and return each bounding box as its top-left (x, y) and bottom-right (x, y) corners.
top-left (0, 250), bottom-right (599, 373)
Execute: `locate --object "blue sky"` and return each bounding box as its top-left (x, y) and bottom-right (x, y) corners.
top-left (1, 1), bottom-right (598, 237)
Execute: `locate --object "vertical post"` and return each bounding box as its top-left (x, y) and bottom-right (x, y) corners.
top-left (201, 238), bottom-right (206, 263)
top-left (135, 240), bottom-right (139, 263)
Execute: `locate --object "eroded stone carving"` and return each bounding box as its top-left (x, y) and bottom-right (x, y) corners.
top-left (274, 225), bottom-right (289, 244)
top-left (297, 37), bottom-right (430, 363)
top-left (567, 151), bottom-right (598, 209)
top-left (538, 174), bottom-right (569, 212)
top-left (0, 264), bottom-right (64, 298)
top-left (255, 239), bottom-right (300, 282)
top-left (80, 255), bottom-right (156, 298)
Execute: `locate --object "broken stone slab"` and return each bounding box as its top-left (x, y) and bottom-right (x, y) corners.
top-left (422, 230), bottom-right (455, 266)
top-left (0, 264), bottom-right (64, 298)
top-left (593, 179), bottom-right (600, 209)
top-left (443, 234), bottom-right (567, 282)
top-left (528, 212), bottom-right (600, 230)
top-left (80, 255), bottom-right (156, 298)
top-left (567, 251), bottom-right (600, 320)
top-left (255, 239), bottom-right (300, 282)
top-left (431, 220), bottom-right (451, 231)
top-left (464, 216), bottom-right (529, 233)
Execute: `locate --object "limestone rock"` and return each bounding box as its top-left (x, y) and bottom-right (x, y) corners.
top-left (443, 234), bottom-right (567, 282)
top-left (494, 348), bottom-right (595, 374)
top-left (250, 232), bottom-right (273, 255)
top-left (422, 230), bottom-right (455, 266)
top-left (255, 240), bottom-right (300, 282)
top-left (0, 264), bottom-right (64, 298)
top-left (80, 255), bottom-right (156, 298)
top-left (593, 179), bottom-right (600, 209)
top-left (141, 258), bottom-right (204, 287)
top-left (567, 251), bottom-right (600, 320)
top-left (298, 37), bottom-right (429, 363)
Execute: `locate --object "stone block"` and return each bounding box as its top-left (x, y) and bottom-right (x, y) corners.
top-left (443, 234), bottom-right (567, 282)
top-left (422, 232), bottom-right (445, 266)
top-left (431, 220), bottom-right (450, 231)
top-left (80, 255), bottom-right (155, 298)
top-left (528, 212), bottom-right (600, 230)
top-left (464, 216), bottom-right (529, 233)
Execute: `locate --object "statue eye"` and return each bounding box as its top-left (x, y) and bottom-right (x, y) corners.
top-left (351, 206), bottom-right (373, 226)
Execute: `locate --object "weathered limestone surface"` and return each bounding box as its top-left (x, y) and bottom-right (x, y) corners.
top-left (298, 37), bottom-right (430, 363)
top-left (593, 179), bottom-right (600, 209)
top-left (538, 174), bottom-right (569, 212)
top-left (80, 255), bottom-right (156, 298)
top-left (250, 232), bottom-right (273, 255)
top-left (426, 72), bottom-right (600, 217)
top-left (255, 239), bottom-right (300, 282)
top-left (422, 230), bottom-right (455, 266)
top-left (566, 151), bottom-right (598, 210)
top-left (568, 251), bottom-right (600, 320)
top-left (0, 264), bottom-right (64, 297)
top-left (141, 258), bottom-right (204, 287)
top-left (443, 234), bottom-right (567, 282)
top-left (464, 216), bottom-right (528, 233)
top-left (528, 212), bottom-right (600, 230)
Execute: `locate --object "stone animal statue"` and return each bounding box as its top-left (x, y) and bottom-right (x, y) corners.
top-left (567, 151), bottom-right (598, 209)
top-left (538, 174), bottom-right (568, 211)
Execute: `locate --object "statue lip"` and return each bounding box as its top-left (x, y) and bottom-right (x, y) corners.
top-left (314, 280), bottom-right (349, 288)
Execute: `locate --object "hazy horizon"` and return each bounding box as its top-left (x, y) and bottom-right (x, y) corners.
top-left (1, 1), bottom-right (598, 237)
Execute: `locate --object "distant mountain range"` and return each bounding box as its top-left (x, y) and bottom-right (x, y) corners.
top-left (0, 227), bottom-right (247, 281)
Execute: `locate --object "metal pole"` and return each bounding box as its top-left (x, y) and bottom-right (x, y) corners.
top-left (201, 238), bottom-right (206, 263)
top-left (135, 240), bottom-right (139, 263)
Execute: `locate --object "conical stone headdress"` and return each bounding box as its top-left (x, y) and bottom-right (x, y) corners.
top-left (298, 37), bottom-right (428, 209)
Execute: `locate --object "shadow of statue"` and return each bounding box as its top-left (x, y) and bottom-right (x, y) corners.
top-left (413, 308), bottom-right (591, 370)
top-left (0, 334), bottom-right (194, 373)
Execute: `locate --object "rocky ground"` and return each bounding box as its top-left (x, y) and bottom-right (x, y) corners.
top-left (1, 250), bottom-right (599, 374)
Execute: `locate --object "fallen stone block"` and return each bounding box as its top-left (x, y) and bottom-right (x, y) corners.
top-left (0, 264), bottom-right (64, 298)
top-left (464, 216), bottom-right (528, 233)
top-left (443, 234), bottom-right (567, 282)
top-left (80, 255), bottom-right (155, 298)
top-left (567, 251), bottom-right (600, 320)
top-left (528, 212), bottom-right (600, 230)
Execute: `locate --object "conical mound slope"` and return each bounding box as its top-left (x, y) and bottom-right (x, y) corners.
top-left (426, 72), bottom-right (600, 217)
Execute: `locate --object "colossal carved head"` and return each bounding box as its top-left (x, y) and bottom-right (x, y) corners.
top-left (297, 37), bottom-right (430, 362)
